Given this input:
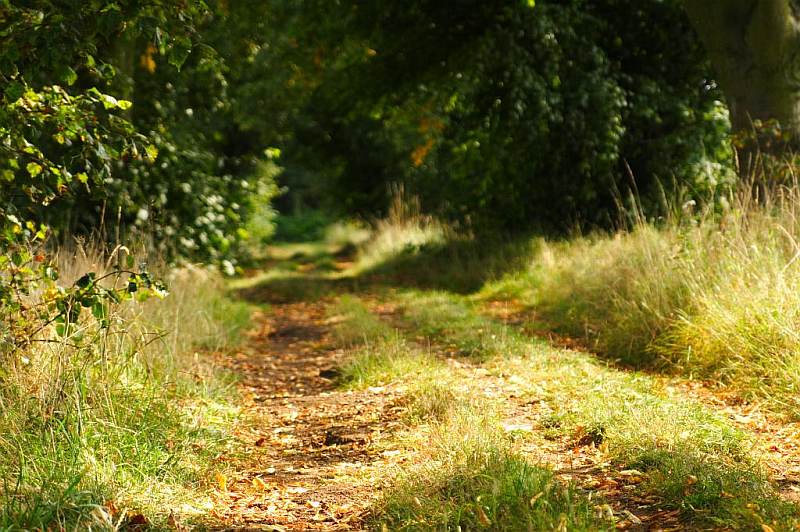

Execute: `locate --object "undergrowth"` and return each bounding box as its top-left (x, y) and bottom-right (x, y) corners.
top-left (0, 254), bottom-right (247, 529)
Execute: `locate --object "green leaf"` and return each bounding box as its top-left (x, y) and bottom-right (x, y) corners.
top-left (59, 66), bottom-right (78, 86)
top-left (91, 301), bottom-right (108, 321)
top-left (98, 93), bottom-right (119, 109)
top-left (26, 162), bottom-right (42, 177)
top-left (75, 272), bottom-right (95, 288)
top-left (145, 144), bottom-right (159, 160)
top-left (168, 39), bottom-right (192, 70)
top-left (117, 99), bottom-right (133, 110)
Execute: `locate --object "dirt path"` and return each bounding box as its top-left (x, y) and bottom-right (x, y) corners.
top-left (207, 285), bottom-right (800, 530)
top-left (212, 301), bottom-right (406, 530)
top-left (482, 299), bottom-right (800, 506)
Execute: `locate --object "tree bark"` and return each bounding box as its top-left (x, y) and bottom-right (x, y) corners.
top-left (684, 0), bottom-right (800, 170)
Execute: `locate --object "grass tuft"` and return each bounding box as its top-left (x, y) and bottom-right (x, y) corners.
top-left (375, 408), bottom-right (610, 531)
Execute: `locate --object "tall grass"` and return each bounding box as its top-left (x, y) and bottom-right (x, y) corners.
top-left (355, 189), bottom-right (447, 272)
top-left (483, 182), bottom-right (800, 411)
top-left (0, 249), bottom-right (247, 529)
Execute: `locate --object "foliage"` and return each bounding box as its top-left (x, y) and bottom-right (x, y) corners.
top-left (0, 1), bottom-right (281, 267)
top-left (250, 0), bottom-right (733, 232)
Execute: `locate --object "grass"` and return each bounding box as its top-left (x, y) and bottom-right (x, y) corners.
top-left (475, 188), bottom-right (800, 413)
top-left (374, 407), bottom-right (611, 531)
top-left (0, 256), bottom-right (248, 529)
top-left (327, 297), bottom-right (459, 422)
top-left (328, 296), bottom-right (610, 530)
top-left (312, 186), bottom-right (800, 416)
top-left (393, 290), bottom-right (799, 528)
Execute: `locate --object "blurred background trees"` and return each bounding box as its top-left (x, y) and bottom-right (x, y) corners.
top-left (2, 0), bottom-right (784, 261)
top-left (259, 0), bottom-right (733, 233)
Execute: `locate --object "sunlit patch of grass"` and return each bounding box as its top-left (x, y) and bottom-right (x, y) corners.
top-left (354, 191), bottom-right (447, 273)
top-left (337, 338), bottom-right (449, 390)
top-left (393, 291), bottom-right (800, 528)
top-left (323, 219), bottom-right (372, 249)
top-left (374, 407), bottom-right (611, 531)
top-left (0, 258), bottom-right (244, 529)
top-left (328, 295), bottom-right (394, 346)
top-left (398, 291), bottom-right (543, 361)
top-left (403, 380), bottom-right (460, 423)
top-left (328, 295), bottom-right (447, 390)
top-left (478, 191), bottom-right (800, 414)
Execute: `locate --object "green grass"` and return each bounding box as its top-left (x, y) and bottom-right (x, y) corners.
top-left (476, 199), bottom-right (800, 414)
top-left (328, 295), bottom-right (395, 346)
top-left (0, 264), bottom-right (246, 529)
top-left (374, 407), bottom-right (611, 531)
top-left (331, 189), bottom-right (800, 416)
top-left (325, 296), bottom-right (604, 530)
top-left (328, 297), bottom-right (458, 406)
top-left (393, 290), bottom-right (799, 529)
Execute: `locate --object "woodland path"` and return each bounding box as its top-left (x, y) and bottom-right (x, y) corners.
top-left (206, 258), bottom-right (800, 530)
top-left (211, 299), bottom-right (408, 530)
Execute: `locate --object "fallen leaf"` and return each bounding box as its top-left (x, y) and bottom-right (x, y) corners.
top-left (475, 505), bottom-right (491, 527)
top-left (622, 510), bottom-right (642, 525)
top-left (167, 510), bottom-right (188, 531)
top-left (252, 477), bottom-right (267, 491)
top-left (126, 512), bottom-right (149, 528)
top-left (215, 471), bottom-right (228, 492)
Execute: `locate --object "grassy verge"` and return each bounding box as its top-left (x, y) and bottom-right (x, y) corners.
top-left (394, 291), bottom-right (799, 529)
top-left (329, 189), bottom-right (800, 416)
top-left (477, 199), bottom-right (800, 413)
top-left (0, 263), bottom-right (248, 529)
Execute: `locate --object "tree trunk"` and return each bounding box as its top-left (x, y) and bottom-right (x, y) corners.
top-left (684, 0), bottom-right (800, 173)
